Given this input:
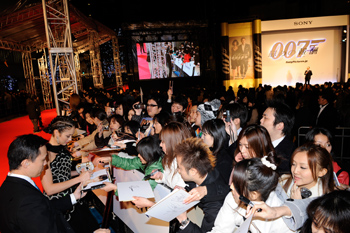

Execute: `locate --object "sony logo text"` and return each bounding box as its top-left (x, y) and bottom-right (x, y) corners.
top-left (294, 21), bottom-right (313, 26)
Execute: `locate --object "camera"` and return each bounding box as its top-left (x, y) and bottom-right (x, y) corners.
top-left (223, 110), bottom-right (231, 122)
top-left (300, 187), bottom-right (312, 199)
top-left (134, 104), bottom-right (146, 110)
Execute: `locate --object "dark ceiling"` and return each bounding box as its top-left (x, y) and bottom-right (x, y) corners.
top-left (1, 0), bottom-right (349, 32)
top-left (68, 0), bottom-right (350, 30)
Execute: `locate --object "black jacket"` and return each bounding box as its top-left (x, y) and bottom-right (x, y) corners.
top-left (275, 136), bottom-right (295, 174)
top-left (179, 169), bottom-right (230, 233)
top-left (0, 176), bottom-right (75, 233)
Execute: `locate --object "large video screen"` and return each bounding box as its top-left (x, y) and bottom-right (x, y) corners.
top-left (262, 27), bottom-right (342, 86)
top-left (137, 41), bottom-right (200, 80)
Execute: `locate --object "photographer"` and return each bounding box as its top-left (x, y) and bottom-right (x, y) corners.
top-left (131, 93), bottom-right (165, 137)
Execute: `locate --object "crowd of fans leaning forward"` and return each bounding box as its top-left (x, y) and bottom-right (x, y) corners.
top-left (4, 80), bottom-right (350, 233)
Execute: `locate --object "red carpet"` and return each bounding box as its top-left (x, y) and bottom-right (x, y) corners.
top-left (137, 43), bottom-right (151, 80)
top-left (0, 109), bottom-right (58, 190)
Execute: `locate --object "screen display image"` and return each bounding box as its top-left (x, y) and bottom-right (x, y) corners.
top-left (137, 41), bottom-right (200, 80)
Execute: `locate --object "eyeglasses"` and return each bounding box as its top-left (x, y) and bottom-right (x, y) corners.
top-left (147, 104), bottom-right (158, 107)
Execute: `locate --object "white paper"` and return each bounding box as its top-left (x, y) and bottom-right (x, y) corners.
top-left (117, 180), bottom-right (154, 202)
top-left (145, 189), bottom-right (200, 222)
top-left (82, 169), bottom-right (111, 191)
top-left (236, 214), bottom-right (253, 233)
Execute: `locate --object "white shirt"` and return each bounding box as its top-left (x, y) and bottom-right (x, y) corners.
top-left (272, 136), bottom-right (285, 148)
top-left (8, 172), bottom-right (38, 189)
top-left (316, 103), bottom-right (329, 124)
top-left (210, 190), bottom-right (295, 233)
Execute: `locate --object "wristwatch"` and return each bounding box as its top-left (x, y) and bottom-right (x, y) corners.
top-left (179, 218), bottom-right (190, 229)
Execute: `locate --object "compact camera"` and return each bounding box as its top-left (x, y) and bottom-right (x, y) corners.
top-left (134, 104), bottom-right (147, 110)
top-left (223, 110), bottom-right (231, 123)
top-left (300, 187), bottom-right (312, 199)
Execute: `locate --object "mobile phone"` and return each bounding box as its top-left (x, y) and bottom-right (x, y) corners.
top-left (333, 171), bottom-right (340, 186)
top-left (300, 187), bottom-right (312, 199)
top-left (225, 110), bottom-right (230, 122)
top-left (239, 195), bottom-right (262, 212)
top-left (143, 169), bottom-right (161, 180)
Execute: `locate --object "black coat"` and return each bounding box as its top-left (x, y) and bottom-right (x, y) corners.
top-left (180, 169), bottom-right (230, 233)
top-left (315, 104), bottom-right (339, 133)
top-left (0, 176), bottom-right (75, 233)
top-left (26, 98), bottom-right (40, 120)
top-left (275, 136), bottom-right (296, 174)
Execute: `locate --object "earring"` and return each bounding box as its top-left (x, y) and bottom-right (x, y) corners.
top-left (56, 136), bottom-right (60, 144)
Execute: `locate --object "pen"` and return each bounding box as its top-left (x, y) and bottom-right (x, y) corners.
top-left (239, 195), bottom-right (254, 207)
top-left (239, 195), bottom-right (262, 212)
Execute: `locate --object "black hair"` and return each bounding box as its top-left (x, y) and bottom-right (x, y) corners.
top-left (301, 190), bottom-right (350, 233)
top-left (305, 127), bottom-right (333, 144)
top-left (266, 100), bottom-right (295, 136)
top-left (92, 108), bottom-right (107, 121)
top-left (108, 114), bottom-right (125, 130)
top-left (153, 111), bottom-right (171, 127)
top-left (136, 136), bottom-right (163, 169)
top-left (8, 134), bottom-right (48, 170)
top-left (231, 156), bottom-right (279, 203)
top-left (147, 93), bottom-right (165, 109)
top-left (124, 120), bottom-right (140, 136)
top-left (202, 119), bottom-right (227, 156)
top-left (172, 95), bottom-right (188, 111)
top-left (225, 103), bottom-right (248, 128)
top-left (319, 90), bottom-right (333, 103)
top-left (44, 116), bottom-right (75, 134)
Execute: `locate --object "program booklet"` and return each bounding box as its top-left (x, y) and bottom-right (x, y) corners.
top-left (145, 188), bottom-right (199, 222)
top-left (82, 168), bottom-right (112, 192)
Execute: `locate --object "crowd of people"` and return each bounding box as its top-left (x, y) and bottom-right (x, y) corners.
top-left (1, 80), bottom-right (350, 233)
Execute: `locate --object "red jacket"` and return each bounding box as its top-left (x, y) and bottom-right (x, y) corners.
top-left (333, 161), bottom-right (349, 185)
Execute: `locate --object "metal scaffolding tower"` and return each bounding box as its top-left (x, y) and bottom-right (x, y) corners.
top-left (112, 36), bottom-right (123, 87)
top-left (22, 52), bottom-right (36, 97)
top-left (148, 42), bottom-right (167, 79)
top-left (37, 49), bottom-right (53, 110)
top-left (74, 52), bottom-right (83, 91)
top-left (42, 0), bottom-right (78, 115)
top-left (89, 31), bottom-right (104, 88)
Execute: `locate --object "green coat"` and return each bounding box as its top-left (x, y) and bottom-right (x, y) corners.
top-left (111, 154), bottom-right (164, 192)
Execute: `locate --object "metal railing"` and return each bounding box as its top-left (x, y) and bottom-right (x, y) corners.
top-left (298, 126), bottom-right (350, 161)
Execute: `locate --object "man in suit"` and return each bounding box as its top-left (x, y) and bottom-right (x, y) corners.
top-left (315, 91), bottom-right (339, 133)
top-left (260, 100), bottom-right (295, 174)
top-left (238, 37), bottom-right (251, 78)
top-left (304, 66), bottom-right (312, 85)
top-left (0, 134), bottom-right (80, 233)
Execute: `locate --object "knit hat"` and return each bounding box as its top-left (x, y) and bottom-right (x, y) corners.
top-left (197, 99), bottom-right (221, 126)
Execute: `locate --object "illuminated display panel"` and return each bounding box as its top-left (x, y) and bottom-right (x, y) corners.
top-left (137, 41), bottom-right (200, 80)
top-left (261, 27), bottom-right (342, 86)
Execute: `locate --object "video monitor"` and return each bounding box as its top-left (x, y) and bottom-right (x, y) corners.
top-left (137, 41), bottom-right (200, 80)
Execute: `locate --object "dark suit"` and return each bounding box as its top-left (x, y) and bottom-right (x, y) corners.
top-left (238, 43), bottom-right (251, 76)
top-left (304, 70), bottom-right (312, 84)
top-left (0, 176), bottom-right (75, 233)
top-left (316, 104), bottom-right (339, 133)
top-left (275, 136), bottom-right (295, 174)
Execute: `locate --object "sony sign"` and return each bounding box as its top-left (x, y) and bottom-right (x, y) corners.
top-left (294, 21), bottom-right (313, 26)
